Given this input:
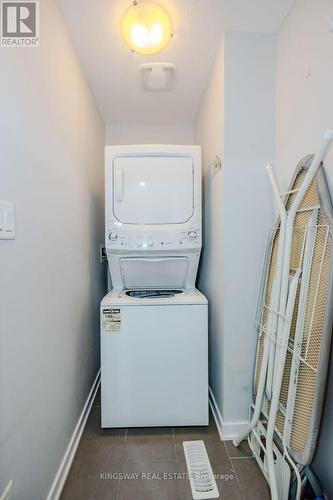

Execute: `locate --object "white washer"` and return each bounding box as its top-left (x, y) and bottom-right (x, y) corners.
top-left (101, 288), bottom-right (208, 428)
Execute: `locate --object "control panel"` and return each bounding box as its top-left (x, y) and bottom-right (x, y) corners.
top-left (106, 226), bottom-right (201, 250)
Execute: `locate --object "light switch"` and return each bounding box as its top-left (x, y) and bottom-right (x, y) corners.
top-left (0, 201), bottom-right (16, 239)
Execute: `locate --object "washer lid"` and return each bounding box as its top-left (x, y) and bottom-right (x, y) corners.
top-left (101, 287), bottom-right (208, 306)
top-left (120, 257), bottom-right (189, 289)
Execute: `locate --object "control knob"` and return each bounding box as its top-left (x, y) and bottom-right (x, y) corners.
top-left (109, 232), bottom-right (118, 241)
top-left (188, 231), bottom-right (197, 240)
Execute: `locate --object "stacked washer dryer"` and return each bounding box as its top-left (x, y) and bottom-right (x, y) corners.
top-left (101, 145), bottom-right (208, 428)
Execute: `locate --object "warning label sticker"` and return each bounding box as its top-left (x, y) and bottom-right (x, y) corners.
top-left (102, 308), bottom-right (121, 331)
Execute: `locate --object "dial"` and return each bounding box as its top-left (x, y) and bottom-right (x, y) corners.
top-left (188, 231), bottom-right (197, 240)
top-left (109, 232), bottom-right (118, 241)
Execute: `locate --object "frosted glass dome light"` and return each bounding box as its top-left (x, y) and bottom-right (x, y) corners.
top-left (122, 1), bottom-right (172, 55)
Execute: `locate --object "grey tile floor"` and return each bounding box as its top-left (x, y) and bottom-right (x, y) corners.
top-left (61, 389), bottom-right (270, 500)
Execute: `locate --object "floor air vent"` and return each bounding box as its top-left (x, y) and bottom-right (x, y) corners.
top-left (183, 441), bottom-right (220, 499)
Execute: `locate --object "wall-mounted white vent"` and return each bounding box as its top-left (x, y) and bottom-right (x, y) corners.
top-left (139, 63), bottom-right (175, 91)
top-left (183, 441), bottom-right (220, 499)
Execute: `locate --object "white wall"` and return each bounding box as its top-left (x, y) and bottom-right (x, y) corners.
top-left (195, 32), bottom-right (276, 435)
top-left (276, 0), bottom-right (333, 191)
top-left (194, 37), bottom-right (225, 424)
top-left (0, 1), bottom-right (105, 499)
top-left (222, 31), bottom-right (276, 424)
top-left (276, 0), bottom-right (333, 495)
top-left (106, 124), bottom-right (194, 145)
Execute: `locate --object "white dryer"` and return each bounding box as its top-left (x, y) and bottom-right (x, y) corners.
top-left (101, 145), bottom-right (208, 427)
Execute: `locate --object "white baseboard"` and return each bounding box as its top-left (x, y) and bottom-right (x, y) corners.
top-left (208, 387), bottom-right (224, 440)
top-left (46, 370), bottom-right (101, 500)
top-left (209, 386), bottom-right (248, 442)
top-left (220, 420), bottom-right (249, 441)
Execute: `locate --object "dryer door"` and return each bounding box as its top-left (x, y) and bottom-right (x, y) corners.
top-left (120, 257), bottom-right (189, 289)
top-left (113, 156), bottom-right (194, 224)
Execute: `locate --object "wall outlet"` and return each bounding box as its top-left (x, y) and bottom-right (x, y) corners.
top-left (0, 481), bottom-right (13, 500)
top-left (100, 244), bottom-right (107, 263)
top-left (0, 201), bottom-right (16, 240)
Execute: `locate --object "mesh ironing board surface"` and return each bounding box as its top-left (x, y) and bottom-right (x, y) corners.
top-left (253, 155), bottom-right (333, 465)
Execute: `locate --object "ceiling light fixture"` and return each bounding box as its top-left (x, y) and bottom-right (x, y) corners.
top-left (122, 1), bottom-right (172, 55)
